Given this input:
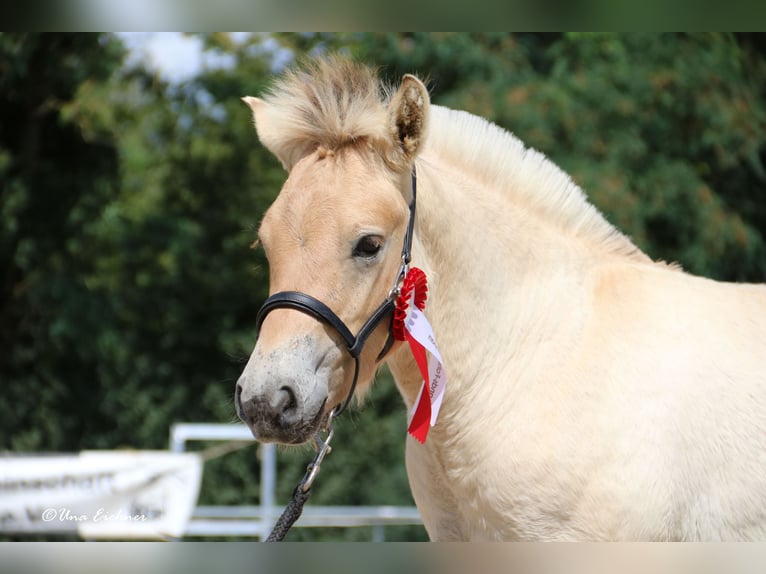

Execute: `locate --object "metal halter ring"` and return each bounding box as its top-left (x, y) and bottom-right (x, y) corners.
top-left (300, 407), bottom-right (337, 492)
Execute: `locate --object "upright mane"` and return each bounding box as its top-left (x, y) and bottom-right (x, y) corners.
top-left (425, 106), bottom-right (648, 261)
top-left (259, 57), bottom-right (647, 260)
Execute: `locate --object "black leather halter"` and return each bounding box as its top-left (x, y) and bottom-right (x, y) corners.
top-left (255, 168), bottom-right (417, 418)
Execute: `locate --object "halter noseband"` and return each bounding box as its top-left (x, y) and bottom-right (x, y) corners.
top-left (254, 168), bottom-right (417, 418)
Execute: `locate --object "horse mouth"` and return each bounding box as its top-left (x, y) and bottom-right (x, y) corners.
top-left (249, 397), bottom-right (328, 445)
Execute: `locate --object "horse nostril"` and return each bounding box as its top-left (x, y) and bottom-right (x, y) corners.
top-left (279, 385), bottom-right (298, 414)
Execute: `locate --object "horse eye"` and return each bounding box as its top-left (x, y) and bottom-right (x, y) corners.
top-left (352, 235), bottom-right (383, 259)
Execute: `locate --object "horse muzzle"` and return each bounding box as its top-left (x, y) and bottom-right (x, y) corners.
top-left (235, 338), bottom-right (335, 444)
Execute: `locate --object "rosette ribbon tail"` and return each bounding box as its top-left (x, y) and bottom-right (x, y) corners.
top-left (392, 267), bottom-right (447, 444)
top-left (405, 331), bottom-right (432, 443)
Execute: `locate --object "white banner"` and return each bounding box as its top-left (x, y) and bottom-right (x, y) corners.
top-left (0, 451), bottom-right (202, 540)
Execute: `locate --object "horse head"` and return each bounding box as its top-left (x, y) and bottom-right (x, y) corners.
top-left (235, 60), bottom-right (429, 444)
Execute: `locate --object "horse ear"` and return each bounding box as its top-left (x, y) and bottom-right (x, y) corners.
top-left (242, 95), bottom-right (306, 171)
top-left (387, 74), bottom-right (429, 169)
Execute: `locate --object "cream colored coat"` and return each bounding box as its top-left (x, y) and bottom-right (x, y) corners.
top-left (238, 58), bottom-right (766, 540)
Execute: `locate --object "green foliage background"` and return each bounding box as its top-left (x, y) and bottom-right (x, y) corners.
top-left (1, 33), bottom-right (765, 541)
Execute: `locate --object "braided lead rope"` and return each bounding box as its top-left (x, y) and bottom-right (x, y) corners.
top-left (265, 409), bottom-right (336, 542)
top-left (265, 482), bottom-right (312, 542)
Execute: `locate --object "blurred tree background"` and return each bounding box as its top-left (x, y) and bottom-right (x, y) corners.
top-left (1, 33), bottom-right (765, 541)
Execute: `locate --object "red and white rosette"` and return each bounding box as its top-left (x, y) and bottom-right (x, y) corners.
top-left (393, 268), bottom-right (447, 444)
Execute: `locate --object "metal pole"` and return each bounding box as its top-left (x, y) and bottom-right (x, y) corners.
top-left (169, 424), bottom-right (185, 453)
top-left (260, 443), bottom-right (277, 539)
top-left (372, 524), bottom-right (385, 542)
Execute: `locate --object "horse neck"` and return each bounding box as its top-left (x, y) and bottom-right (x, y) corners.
top-left (386, 147), bottom-right (644, 412)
